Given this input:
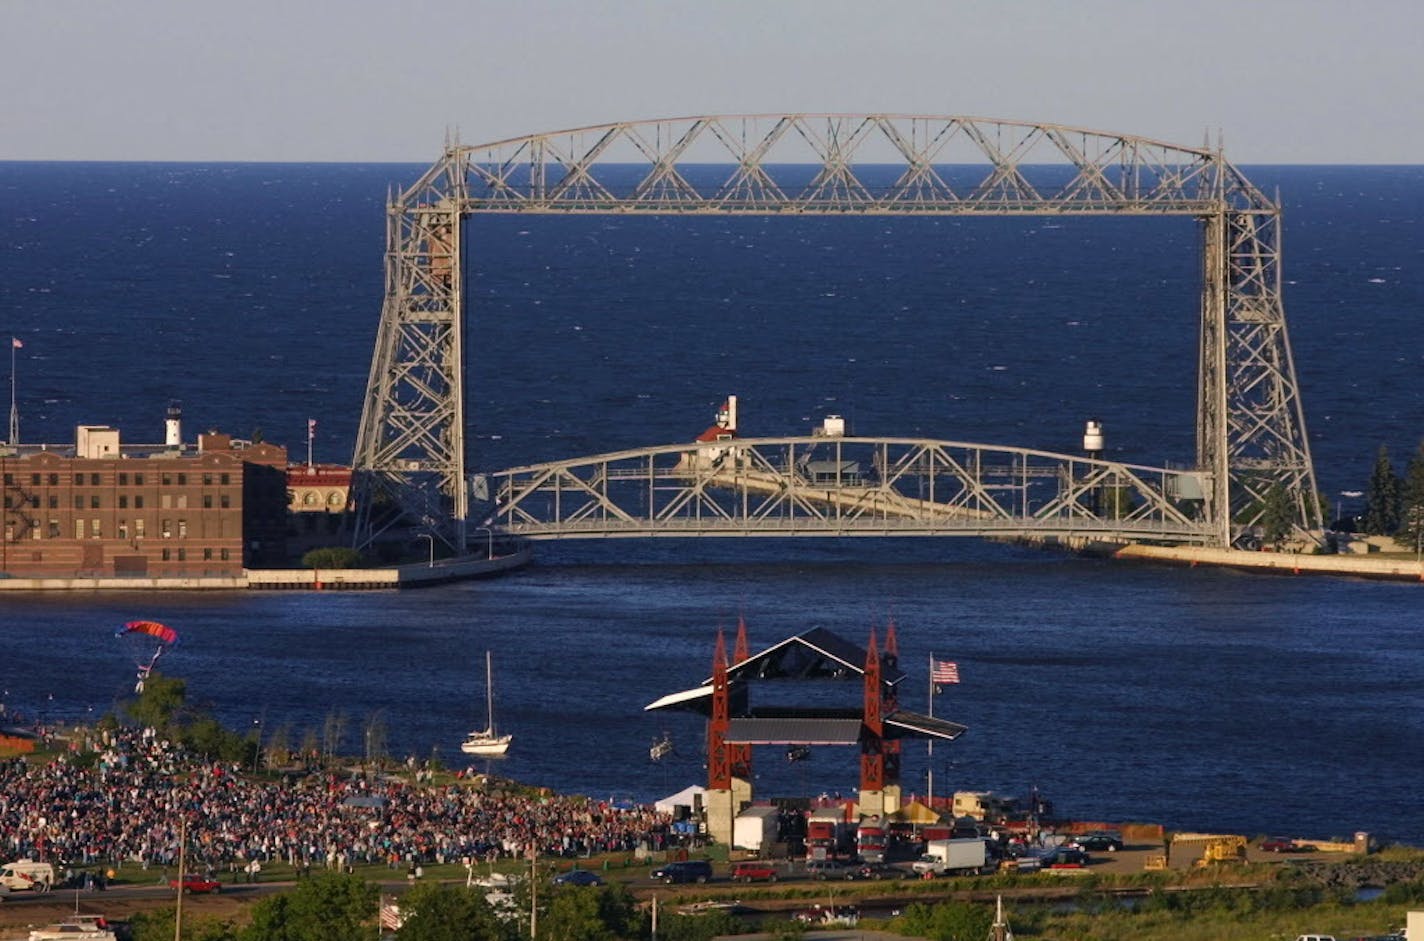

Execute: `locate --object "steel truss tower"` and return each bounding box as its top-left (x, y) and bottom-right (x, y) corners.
top-left (352, 115), bottom-right (1321, 550)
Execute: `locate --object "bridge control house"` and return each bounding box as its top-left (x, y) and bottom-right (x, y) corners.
top-left (0, 413), bottom-right (290, 579)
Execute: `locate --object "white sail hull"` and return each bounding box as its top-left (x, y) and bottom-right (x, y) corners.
top-left (461, 728), bottom-right (512, 756)
top-left (463, 650), bottom-right (511, 756)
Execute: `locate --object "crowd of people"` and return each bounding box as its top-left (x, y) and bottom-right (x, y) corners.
top-left (0, 726), bottom-right (679, 876)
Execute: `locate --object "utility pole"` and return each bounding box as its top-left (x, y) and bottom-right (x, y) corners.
top-left (174, 815), bottom-right (186, 941)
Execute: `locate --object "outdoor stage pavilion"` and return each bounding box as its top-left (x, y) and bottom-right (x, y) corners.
top-left (645, 622), bottom-right (967, 846)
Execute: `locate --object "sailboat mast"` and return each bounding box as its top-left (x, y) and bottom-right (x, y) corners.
top-left (486, 650), bottom-right (495, 734)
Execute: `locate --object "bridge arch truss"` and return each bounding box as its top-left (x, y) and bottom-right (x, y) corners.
top-left (352, 114), bottom-right (1319, 549)
top-left (481, 435), bottom-right (1215, 544)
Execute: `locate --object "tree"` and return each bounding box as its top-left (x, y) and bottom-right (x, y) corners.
top-left (1260, 482), bottom-right (1296, 549)
top-left (130, 907), bottom-right (238, 941)
top-left (240, 871), bottom-right (377, 941)
top-left (537, 884), bottom-right (640, 941)
top-left (395, 882), bottom-right (516, 941)
top-left (124, 672), bottom-right (188, 733)
top-left (1400, 440), bottom-right (1424, 552)
top-left (322, 710), bottom-right (348, 761)
top-left (1363, 444), bottom-right (1402, 535)
top-left (302, 547), bottom-right (365, 569)
top-left (894, 900), bottom-right (995, 941)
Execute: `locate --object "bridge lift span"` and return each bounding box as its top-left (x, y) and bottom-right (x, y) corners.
top-left (350, 114), bottom-right (1319, 552)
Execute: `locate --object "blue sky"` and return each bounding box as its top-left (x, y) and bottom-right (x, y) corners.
top-left (2, 0), bottom-right (1419, 163)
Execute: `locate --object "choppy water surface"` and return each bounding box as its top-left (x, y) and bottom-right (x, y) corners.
top-left (0, 162), bottom-right (1421, 843)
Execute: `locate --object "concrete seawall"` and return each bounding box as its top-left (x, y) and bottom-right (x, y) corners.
top-left (1112, 543), bottom-right (1424, 581)
top-left (0, 547), bottom-right (532, 592)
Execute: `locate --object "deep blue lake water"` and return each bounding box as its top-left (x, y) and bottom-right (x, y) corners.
top-left (0, 161), bottom-right (1421, 844)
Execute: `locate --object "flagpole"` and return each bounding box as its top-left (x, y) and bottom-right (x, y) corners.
top-left (8, 339), bottom-right (18, 446)
top-left (927, 652), bottom-right (934, 810)
top-left (306, 419), bottom-right (314, 471)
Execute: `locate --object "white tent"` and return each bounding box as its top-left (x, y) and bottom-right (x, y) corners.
top-left (655, 784), bottom-right (707, 814)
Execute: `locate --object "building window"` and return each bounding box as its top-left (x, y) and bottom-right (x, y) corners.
top-left (203, 473), bottom-right (212, 486)
top-left (2, 496), bottom-right (9, 509)
top-left (75, 519), bottom-right (84, 540)
top-left (220, 548), bottom-right (230, 561)
top-left (328, 491), bottom-right (344, 507)
top-left (203, 547), bottom-right (213, 561)
top-left (48, 473), bottom-right (58, 485)
top-left (48, 520), bottom-right (59, 538)
top-left (47, 495), bottom-right (57, 509)
top-left (1, 473), bottom-right (10, 485)
top-left (73, 495), bottom-right (83, 509)
top-left (203, 495), bottom-right (212, 508)
top-left (303, 492), bottom-right (318, 506)
top-left (134, 495), bottom-right (144, 509)
top-left (177, 494), bottom-right (188, 509)
top-left (30, 520), bottom-right (40, 540)
top-left (177, 473), bottom-right (187, 485)
top-left (161, 494), bottom-right (172, 509)
top-left (3, 525), bottom-right (11, 542)
top-left (135, 473), bottom-right (144, 486)
top-left (177, 548), bottom-right (186, 561)
top-left (31, 473), bottom-right (40, 486)
top-left (119, 495), bottom-right (128, 509)
top-left (221, 495), bottom-right (231, 508)
top-left (178, 519), bottom-right (188, 538)
top-left (91, 519), bottom-right (101, 538)
top-left (162, 519), bottom-right (172, 538)
top-left (90, 495), bottom-right (100, 509)
top-left (220, 473), bottom-right (230, 485)
top-left (118, 472), bottom-right (128, 485)
top-left (91, 472), bottom-right (102, 485)
top-left (161, 548), bottom-right (170, 561)
top-left (162, 473), bottom-right (172, 486)
top-left (118, 521), bottom-right (128, 540)
top-left (135, 519), bottom-right (145, 539)
top-left (28, 495), bottom-right (37, 509)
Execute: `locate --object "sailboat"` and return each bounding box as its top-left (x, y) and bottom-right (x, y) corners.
top-left (461, 650), bottom-right (511, 756)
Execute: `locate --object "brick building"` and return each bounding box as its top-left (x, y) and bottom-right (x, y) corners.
top-left (0, 425), bottom-right (289, 578)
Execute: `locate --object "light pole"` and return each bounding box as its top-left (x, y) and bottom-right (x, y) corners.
top-left (252, 718), bottom-right (262, 774)
top-left (473, 527), bottom-right (494, 559)
top-left (1338, 490), bottom-right (1363, 529)
top-left (417, 533), bottom-right (434, 567)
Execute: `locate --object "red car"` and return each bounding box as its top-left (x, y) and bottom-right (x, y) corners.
top-left (730, 862), bottom-right (778, 883)
top-left (170, 875), bottom-right (222, 894)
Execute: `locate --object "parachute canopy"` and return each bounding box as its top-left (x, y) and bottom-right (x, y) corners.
top-left (116, 620), bottom-right (179, 645)
top-left (115, 620), bottom-right (178, 693)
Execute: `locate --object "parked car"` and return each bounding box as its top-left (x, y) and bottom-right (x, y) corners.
top-left (730, 862), bottom-right (778, 883)
top-left (1071, 831), bottom-right (1124, 852)
top-left (650, 860), bottom-right (713, 884)
top-left (170, 875), bottom-right (222, 894)
top-left (853, 861), bottom-right (908, 880)
top-left (804, 859), bottom-right (859, 880)
top-left (552, 869), bottom-right (604, 886)
top-left (1043, 847), bottom-right (1091, 869)
top-left (1262, 837), bottom-right (1315, 853)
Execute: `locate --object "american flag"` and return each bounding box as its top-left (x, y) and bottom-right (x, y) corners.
top-left (307, 418), bottom-right (316, 434)
top-left (931, 659), bottom-right (960, 685)
top-left (10, 337), bottom-right (21, 349)
top-left (379, 901), bottom-right (404, 931)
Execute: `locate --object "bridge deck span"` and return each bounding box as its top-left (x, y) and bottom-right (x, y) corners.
top-left (479, 435), bottom-right (1215, 545)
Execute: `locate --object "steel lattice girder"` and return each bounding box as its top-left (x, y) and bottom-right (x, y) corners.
top-left (351, 115), bottom-right (1319, 550)
top-left (476, 437), bottom-right (1213, 544)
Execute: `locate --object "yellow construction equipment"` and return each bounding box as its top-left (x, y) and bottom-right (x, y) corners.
top-left (1195, 835), bottom-right (1247, 866)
